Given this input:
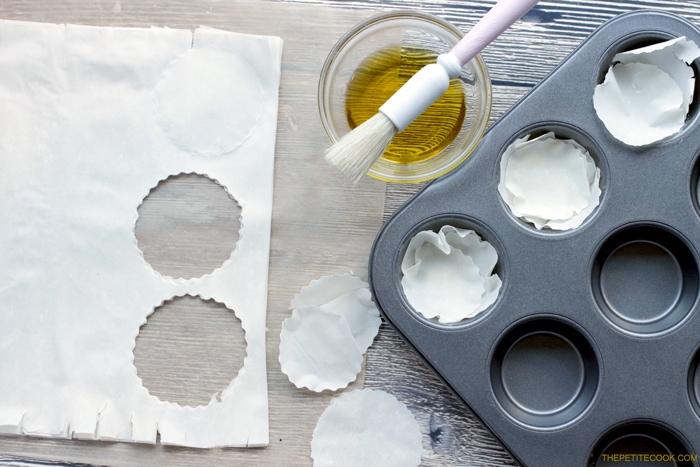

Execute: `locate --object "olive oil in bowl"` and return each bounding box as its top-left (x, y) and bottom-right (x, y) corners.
top-left (344, 45), bottom-right (466, 165)
top-left (318, 11), bottom-right (492, 182)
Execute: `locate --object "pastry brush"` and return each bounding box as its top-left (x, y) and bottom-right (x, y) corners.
top-left (325, 0), bottom-right (540, 183)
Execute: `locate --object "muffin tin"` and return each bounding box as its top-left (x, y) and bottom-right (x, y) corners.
top-left (368, 10), bottom-right (700, 466)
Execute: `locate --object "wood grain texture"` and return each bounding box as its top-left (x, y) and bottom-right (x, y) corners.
top-left (365, 325), bottom-right (518, 467)
top-left (132, 295), bottom-right (248, 409)
top-left (134, 174), bottom-right (243, 280)
top-left (1, 0), bottom-right (700, 466)
top-left (0, 1), bottom-right (383, 466)
top-left (293, 1), bottom-right (700, 466)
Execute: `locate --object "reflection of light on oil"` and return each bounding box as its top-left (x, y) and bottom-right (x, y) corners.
top-left (344, 46), bottom-right (466, 164)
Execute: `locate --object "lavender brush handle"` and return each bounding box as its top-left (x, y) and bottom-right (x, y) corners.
top-left (451, 0), bottom-right (540, 66)
top-left (379, 0), bottom-right (539, 132)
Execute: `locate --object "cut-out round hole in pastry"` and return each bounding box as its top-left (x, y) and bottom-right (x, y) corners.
top-left (156, 47), bottom-right (264, 156)
top-left (135, 173), bottom-right (241, 279)
top-left (133, 295), bottom-right (246, 408)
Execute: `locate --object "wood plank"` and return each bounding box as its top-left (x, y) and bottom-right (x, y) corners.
top-left (2, 0), bottom-right (700, 465)
top-left (0, 0), bottom-right (385, 465)
top-left (290, 1), bottom-right (700, 465)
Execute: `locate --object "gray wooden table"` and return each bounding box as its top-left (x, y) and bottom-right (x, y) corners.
top-left (328, 1), bottom-right (700, 465)
top-left (0, 0), bottom-right (697, 466)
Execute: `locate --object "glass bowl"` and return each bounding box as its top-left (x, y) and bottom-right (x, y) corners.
top-left (318, 10), bottom-right (492, 183)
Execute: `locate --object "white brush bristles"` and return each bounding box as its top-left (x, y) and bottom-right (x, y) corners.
top-left (324, 112), bottom-right (398, 184)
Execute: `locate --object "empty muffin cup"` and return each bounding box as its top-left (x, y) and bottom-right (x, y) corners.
top-left (589, 421), bottom-right (694, 466)
top-left (591, 223), bottom-right (699, 335)
top-left (490, 317), bottom-right (599, 429)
